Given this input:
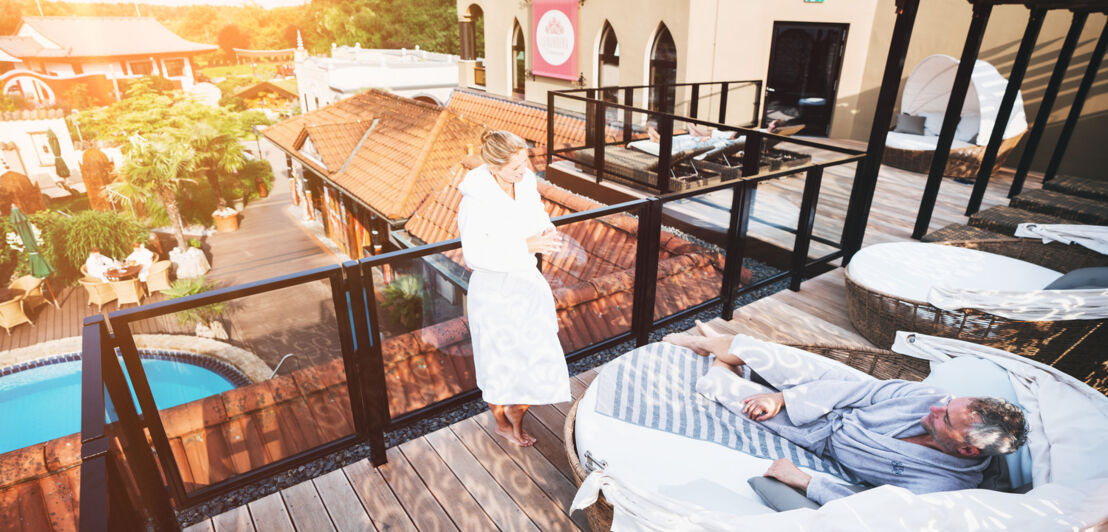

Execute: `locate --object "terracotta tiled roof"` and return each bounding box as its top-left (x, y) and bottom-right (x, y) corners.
top-left (264, 90), bottom-right (487, 221)
top-left (299, 121), bottom-right (372, 172)
top-left (15, 17), bottom-right (216, 58)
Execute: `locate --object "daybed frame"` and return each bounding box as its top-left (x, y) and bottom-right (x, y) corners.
top-left (564, 344), bottom-right (931, 532)
top-left (881, 132), bottom-right (1024, 179)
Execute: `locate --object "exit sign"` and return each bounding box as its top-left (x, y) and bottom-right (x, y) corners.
top-left (805, 0), bottom-right (824, 3)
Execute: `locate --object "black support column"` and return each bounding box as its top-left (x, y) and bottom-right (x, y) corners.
top-left (841, 0), bottom-right (920, 263)
top-left (1009, 10), bottom-right (1088, 198)
top-left (965, 7), bottom-right (1046, 215)
top-left (912, 2), bottom-right (992, 240)
top-left (1043, 18), bottom-right (1107, 183)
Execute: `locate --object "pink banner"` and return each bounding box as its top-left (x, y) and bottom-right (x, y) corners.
top-left (531, 0), bottom-right (579, 81)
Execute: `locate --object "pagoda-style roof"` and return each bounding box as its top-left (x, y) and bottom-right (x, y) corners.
top-left (11, 17), bottom-right (216, 59)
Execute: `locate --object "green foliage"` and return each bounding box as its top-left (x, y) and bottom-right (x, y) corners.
top-left (230, 159), bottom-right (275, 200)
top-left (0, 94), bottom-right (27, 112)
top-left (217, 24), bottom-right (251, 57)
top-left (42, 210), bottom-right (148, 283)
top-left (381, 274), bottom-right (425, 330)
top-left (116, 135), bottom-right (196, 250)
top-left (188, 238), bottom-right (203, 249)
top-left (163, 276), bottom-right (227, 326)
top-left (302, 0), bottom-right (458, 54)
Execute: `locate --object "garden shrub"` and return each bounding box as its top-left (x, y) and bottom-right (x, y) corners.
top-left (49, 210), bottom-right (148, 282)
top-left (163, 276), bottom-right (226, 326)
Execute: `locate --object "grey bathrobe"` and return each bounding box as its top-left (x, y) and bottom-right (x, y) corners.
top-left (714, 336), bottom-right (990, 505)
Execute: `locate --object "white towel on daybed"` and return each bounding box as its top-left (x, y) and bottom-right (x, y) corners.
top-left (1015, 223), bottom-right (1108, 255)
top-left (571, 333), bottom-right (1108, 531)
top-left (927, 285), bottom-right (1108, 320)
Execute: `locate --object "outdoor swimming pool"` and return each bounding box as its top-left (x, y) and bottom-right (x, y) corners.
top-left (0, 352), bottom-right (247, 454)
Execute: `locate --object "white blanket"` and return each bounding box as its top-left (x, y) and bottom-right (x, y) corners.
top-left (927, 285), bottom-right (1108, 320)
top-left (571, 334), bottom-right (1108, 531)
top-left (1014, 223), bottom-right (1108, 255)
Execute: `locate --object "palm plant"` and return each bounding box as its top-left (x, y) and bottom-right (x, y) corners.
top-left (189, 121), bottom-right (246, 202)
top-left (115, 135), bottom-right (196, 251)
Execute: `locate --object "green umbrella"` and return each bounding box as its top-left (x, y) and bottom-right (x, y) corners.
top-left (10, 206), bottom-right (54, 278)
top-left (46, 129), bottom-right (70, 178)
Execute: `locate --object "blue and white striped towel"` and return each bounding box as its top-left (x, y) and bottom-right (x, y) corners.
top-left (595, 342), bottom-right (859, 483)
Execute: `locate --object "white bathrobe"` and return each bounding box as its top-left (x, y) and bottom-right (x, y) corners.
top-left (458, 165), bottom-right (571, 406)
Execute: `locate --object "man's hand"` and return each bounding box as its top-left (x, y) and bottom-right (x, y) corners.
top-left (741, 392), bottom-right (784, 421)
top-left (763, 458), bottom-right (812, 492)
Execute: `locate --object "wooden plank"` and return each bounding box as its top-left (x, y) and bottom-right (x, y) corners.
top-left (183, 519), bottom-right (215, 532)
top-left (528, 404), bottom-right (568, 444)
top-left (522, 409), bottom-right (576, 483)
top-left (397, 435), bottom-right (496, 530)
top-left (376, 446), bottom-right (458, 531)
top-left (247, 492), bottom-right (295, 532)
top-left (281, 479), bottom-right (336, 532)
top-left (312, 468), bottom-right (375, 532)
top-left (451, 416), bottom-right (580, 531)
top-left (424, 427), bottom-right (540, 532)
top-left (211, 505), bottom-right (254, 532)
top-left (343, 459), bottom-right (418, 531)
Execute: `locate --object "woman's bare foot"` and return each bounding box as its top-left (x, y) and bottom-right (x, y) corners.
top-left (662, 331), bottom-right (712, 355)
top-left (695, 319), bottom-right (727, 337)
top-left (505, 405), bottom-right (535, 447)
top-left (495, 424), bottom-right (532, 446)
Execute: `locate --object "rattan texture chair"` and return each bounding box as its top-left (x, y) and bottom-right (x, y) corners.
top-left (0, 295), bottom-right (34, 335)
top-left (145, 260), bottom-right (172, 293)
top-left (845, 239), bottom-right (1108, 371)
top-left (563, 344), bottom-right (931, 532)
top-left (79, 277), bottom-right (117, 312)
top-left (7, 275), bottom-right (54, 310)
top-left (110, 279), bottom-right (145, 308)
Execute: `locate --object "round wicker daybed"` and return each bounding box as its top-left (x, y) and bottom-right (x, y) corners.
top-left (845, 239), bottom-right (1107, 370)
top-left (564, 344), bottom-right (931, 532)
top-left (883, 55), bottom-right (1028, 180)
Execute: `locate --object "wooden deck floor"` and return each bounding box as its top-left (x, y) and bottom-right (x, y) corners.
top-left (181, 152), bottom-right (1034, 531)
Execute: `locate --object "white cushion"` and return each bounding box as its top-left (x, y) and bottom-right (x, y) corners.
top-left (885, 132), bottom-right (974, 151)
top-left (847, 242), bottom-right (1062, 302)
top-left (956, 113), bottom-right (980, 143)
top-left (922, 111), bottom-right (946, 136)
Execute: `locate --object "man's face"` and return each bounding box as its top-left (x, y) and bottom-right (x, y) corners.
top-left (921, 397), bottom-right (981, 458)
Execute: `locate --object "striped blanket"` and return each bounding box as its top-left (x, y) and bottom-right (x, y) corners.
top-left (594, 342), bottom-right (858, 483)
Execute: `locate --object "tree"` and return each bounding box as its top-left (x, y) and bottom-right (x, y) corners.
top-left (217, 24), bottom-right (250, 57)
top-left (0, 0), bottom-right (24, 36)
top-left (116, 136), bottom-right (195, 251)
top-left (188, 121), bottom-right (245, 202)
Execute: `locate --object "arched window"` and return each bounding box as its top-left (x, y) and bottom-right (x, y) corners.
top-left (598, 22), bottom-right (619, 88)
top-left (649, 24), bottom-right (677, 113)
top-left (460, 4), bottom-right (486, 87)
top-left (512, 20), bottom-right (526, 98)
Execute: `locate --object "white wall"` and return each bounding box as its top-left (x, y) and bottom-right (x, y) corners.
top-left (0, 116), bottom-right (78, 184)
top-left (295, 48), bottom-right (460, 111)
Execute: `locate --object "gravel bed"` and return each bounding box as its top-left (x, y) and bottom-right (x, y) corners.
top-left (178, 259), bottom-right (787, 527)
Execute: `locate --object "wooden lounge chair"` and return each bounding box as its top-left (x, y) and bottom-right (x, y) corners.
top-left (7, 275), bottom-right (56, 310)
top-left (0, 295), bottom-right (34, 335)
top-left (573, 144), bottom-right (715, 191)
top-left (79, 277), bottom-right (116, 312)
top-left (145, 260), bottom-right (172, 293)
top-left (564, 344), bottom-right (931, 532)
top-left (110, 279), bottom-right (145, 308)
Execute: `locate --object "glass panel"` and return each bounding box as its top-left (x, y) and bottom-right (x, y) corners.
top-left (654, 187), bottom-right (730, 323)
top-left (121, 276), bottom-right (353, 495)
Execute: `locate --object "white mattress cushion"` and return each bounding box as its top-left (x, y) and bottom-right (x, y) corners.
top-left (848, 242), bottom-right (1062, 302)
top-left (574, 379), bottom-right (845, 516)
top-left (885, 131), bottom-right (974, 151)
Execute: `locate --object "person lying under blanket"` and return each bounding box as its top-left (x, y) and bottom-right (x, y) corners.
top-left (662, 325), bottom-right (1028, 505)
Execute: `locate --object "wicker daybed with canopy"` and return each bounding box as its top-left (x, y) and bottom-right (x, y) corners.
top-left (883, 55), bottom-right (1028, 179)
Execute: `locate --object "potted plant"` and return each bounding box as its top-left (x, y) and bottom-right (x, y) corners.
top-left (381, 274), bottom-right (425, 331)
top-left (164, 276), bottom-right (229, 339)
top-left (213, 203), bottom-right (239, 232)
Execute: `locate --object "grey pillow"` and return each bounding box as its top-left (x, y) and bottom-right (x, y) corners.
top-left (747, 477), bottom-right (820, 511)
top-left (1043, 267), bottom-right (1108, 290)
top-left (893, 113), bottom-right (925, 135)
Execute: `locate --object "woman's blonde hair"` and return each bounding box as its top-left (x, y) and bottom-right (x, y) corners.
top-left (480, 130), bottom-right (527, 167)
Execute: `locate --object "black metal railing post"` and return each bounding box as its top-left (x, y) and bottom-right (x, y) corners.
top-left (912, 1), bottom-right (992, 240)
top-left (631, 198), bottom-right (662, 346)
top-left (593, 96), bottom-right (607, 184)
top-left (720, 179), bottom-right (757, 320)
top-left (742, 134), bottom-right (763, 178)
top-left (1009, 10), bottom-right (1088, 197)
top-left (112, 321), bottom-right (190, 506)
top-left (546, 91), bottom-right (555, 169)
top-left (690, 83), bottom-right (700, 119)
top-left (840, 0), bottom-right (919, 263)
top-left (718, 81), bottom-right (729, 124)
top-left (790, 167), bottom-right (824, 291)
top-left (333, 265), bottom-right (371, 438)
top-left (657, 114), bottom-right (674, 193)
top-left (623, 87), bottom-right (634, 144)
top-left (1043, 18), bottom-right (1107, 182)
top-left (966, 7), bottom-right (1045, 215)
top-left (80, 318), bottom-right (111, 532)
top-left (752, 81), bottom-right (763, 127)
top-left (98, 325), bottom-right (178, 530)
top-left (351, 262), bottom-right (390, 466)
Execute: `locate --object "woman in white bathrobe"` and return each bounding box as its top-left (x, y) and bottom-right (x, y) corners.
top-left (458, 130), bottom-right (570, 446)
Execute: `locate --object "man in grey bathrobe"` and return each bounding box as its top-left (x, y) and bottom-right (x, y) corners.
top-left (664, 331), bottom-right (1028, 505)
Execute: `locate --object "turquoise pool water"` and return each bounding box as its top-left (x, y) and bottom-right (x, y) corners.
top-left (0, 357), bottom-right (237, 454)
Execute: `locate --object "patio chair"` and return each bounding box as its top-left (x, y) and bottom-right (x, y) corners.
top-left (0, 295), bottom-right (34, 335)
top-left (110, 278), bottom-right (145, 308)
top-left (145, 260), bottom-right (172, 293)
top-left (80, 264), bottom-right (89, 278)
top-left (79, 277), bottom-right (116, 312)
top-left (7, 275), bottom-right (56, 310)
